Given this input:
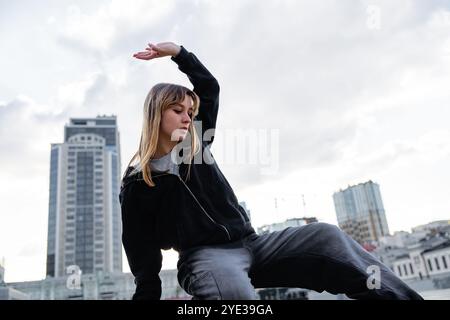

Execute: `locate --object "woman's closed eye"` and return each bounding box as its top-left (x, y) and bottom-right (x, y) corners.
top-left (174, 109), bottom-right (193, 117)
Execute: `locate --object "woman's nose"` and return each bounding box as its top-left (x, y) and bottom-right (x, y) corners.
top-left (183, 113), bottom-right (191, 123)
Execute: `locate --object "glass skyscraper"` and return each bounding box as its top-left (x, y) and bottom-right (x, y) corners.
top-left (46, 116), bottom-right (122, 277)
top-left (333, 180), bottom-right (390, 245)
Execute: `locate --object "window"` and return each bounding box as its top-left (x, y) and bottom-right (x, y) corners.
top-left (443, 256), bottom-right (448, 269)
top-left (397, 265), bottom-right (402, 276)
top-left (428, 259), bottom-right (433, 271)
top-left (403, 264), bottom-right (408, 276)
top-left (435, 257), bottom-right (440, 270)
top-left (409, 263), bottom-right (414, 275)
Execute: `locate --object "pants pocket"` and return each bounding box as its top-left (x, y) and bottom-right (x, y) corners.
top-left (188, 271), bottom-right (222, 300)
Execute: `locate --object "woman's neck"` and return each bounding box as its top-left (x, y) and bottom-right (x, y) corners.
top-left (153, 140), bottom-right (177, 159)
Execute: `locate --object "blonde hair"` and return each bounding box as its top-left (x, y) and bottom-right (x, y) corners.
top-left (124, 83), bottom-right (201, 187)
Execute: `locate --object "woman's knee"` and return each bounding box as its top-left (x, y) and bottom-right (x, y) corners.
top-left (308, 222), bottom-right (345, 240)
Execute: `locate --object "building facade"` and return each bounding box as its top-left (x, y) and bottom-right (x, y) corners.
top-left (392, 240), bottom-right (450, 282)
top-left (333, 180), bottom-right (390, 245)
top-left (7, 270), bottom-right (191, 300)
top-left (46, 116), bottom-right (122, 278)
top-left (370, 221), bottom-right (450, 296)
top-left (412, 220), bottom-right (450, 235)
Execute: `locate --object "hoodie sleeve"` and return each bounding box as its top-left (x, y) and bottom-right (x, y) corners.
top-left (171, 45), bottom-right (220, 146)
top-left (120, 182), bottom-right (163, 300)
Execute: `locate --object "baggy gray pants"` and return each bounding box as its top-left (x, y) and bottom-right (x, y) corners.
top-left (176, 223), bottom-right (423, 300)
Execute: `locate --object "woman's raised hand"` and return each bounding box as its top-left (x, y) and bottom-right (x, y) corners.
top-left (133, 42), bottom-right (181, 60)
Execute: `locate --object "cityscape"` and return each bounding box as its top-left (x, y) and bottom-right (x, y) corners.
top-left (1, 115), bottom-right (449, 300)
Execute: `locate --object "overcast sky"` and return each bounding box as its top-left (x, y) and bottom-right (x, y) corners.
top-left (1, 0), bottom-right (450, 283)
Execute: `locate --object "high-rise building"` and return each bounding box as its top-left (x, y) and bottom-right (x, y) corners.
top-left (46, 115), bottom-right (122, 278)
top-left (333, 180), bottom-right (390, 245)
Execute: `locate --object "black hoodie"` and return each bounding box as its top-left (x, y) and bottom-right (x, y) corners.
top-left (119, 46), bottom-right (256, 300)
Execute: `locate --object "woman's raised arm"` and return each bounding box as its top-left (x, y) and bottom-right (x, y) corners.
top-left (133, 41), bottom-right (220, 146)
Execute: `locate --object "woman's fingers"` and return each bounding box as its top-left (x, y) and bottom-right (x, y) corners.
top-left (133, 53), bottom-right (148, 58)
top-left (133, 50), bottom-right (159, 60)
top-left (133, 52), bottom-right (150, 58)
top-left (132, 42), bottom-right (164, 60)
top-left (134, 50), bottom-right (155, 56)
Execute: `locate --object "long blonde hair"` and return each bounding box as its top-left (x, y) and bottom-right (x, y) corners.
top-left (124, 83), bottom-right (201, 187)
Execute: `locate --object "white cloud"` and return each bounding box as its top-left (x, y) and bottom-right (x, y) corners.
top-left (56, 72), bottom-right (103, 107)
top-left (58, 0), bottom-right (176, 53)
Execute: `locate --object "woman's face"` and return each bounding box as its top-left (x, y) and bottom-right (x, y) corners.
top-left (160, 95), bottom-right (194, 143)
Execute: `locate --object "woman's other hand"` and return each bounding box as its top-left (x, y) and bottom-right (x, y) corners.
top-left (133, 42), bottom-right (181, 60)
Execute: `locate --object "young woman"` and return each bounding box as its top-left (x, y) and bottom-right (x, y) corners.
top-left (120, 41), bottom-right (423, 300)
